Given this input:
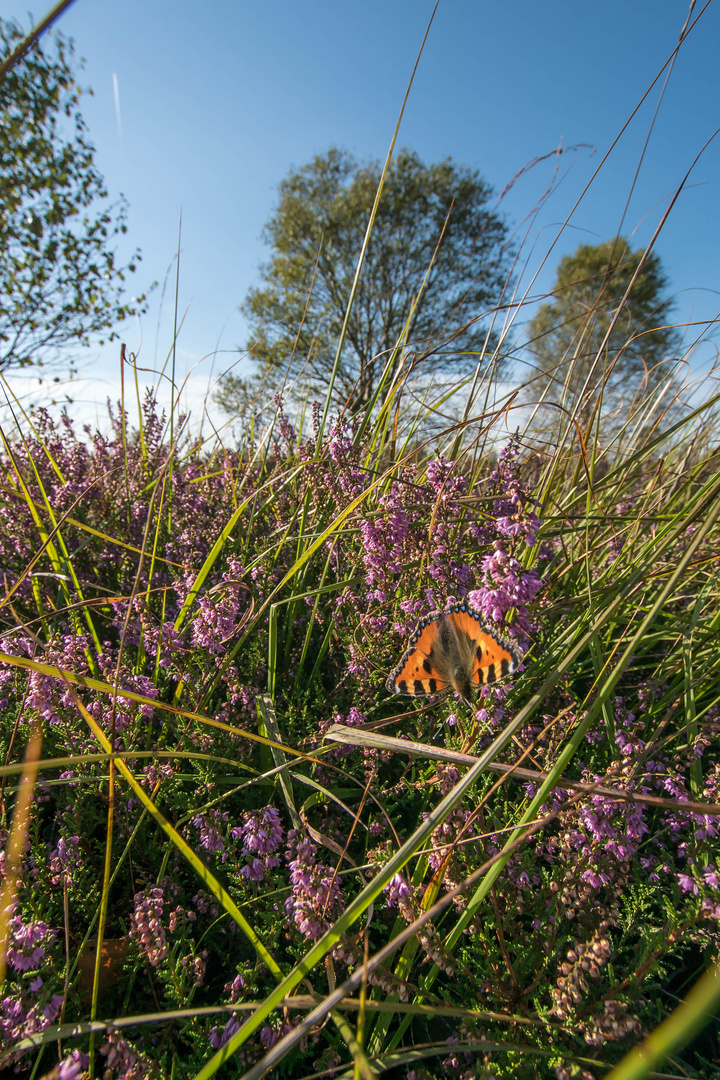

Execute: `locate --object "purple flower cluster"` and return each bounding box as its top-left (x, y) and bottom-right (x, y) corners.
top-left (232, 805), bottom-right (284, 881)
top-left (190, 574), bottom-right (246, 657)
top-left (359, 505), bottom-right (409, 603)
top-left (259, 1019), bottom-right (293, 1050)
top-left (539, 782), bottom-right (651, 919)
top-left (100, 1028), bottom-right (148, 1080)
top-left (297, 414), bottom-right (368, 501)
top-left (272, 394), bottom-right (298, 450)
top-left (6, 915), bottom-right (54, 972)
top-left (1, 992), bottom-right (63, 1059)
top-left (455, 435), bottom-right (546, 643)
top-left (141, 619), bottom-right (185, 671)
top-left (1, 933), bottom-right (63, 1068)
top-left (577, 792), bottom-right (648, 882)
top-left (26, 633), bottom-right (91, 726)
top-left (488, 436), bottom-right (542, 547)
top-left (354, 458), bottom-right (473, 606)
top-left (81, 646), bottom-right (159, 738)
top-left (48, 835), bottom-right (83, 888)
top-left (141, 761), bottom-right (175, 789)
top-left (468, 546), bottom-right (543, 636)
top-left (191, 809), bottom-right (229, 859)
top-left (384, 873), bottom-right (415, 922)
top-left (324, 419), bottom-right (367, 499)
top-left (285, 830), bottom-right (344, 941)
top-left (319, 707), bottom-right (366, 761)
top-left (129, 887), bottom-right (168, 967)
top-left (226, 973), bottom-right (245, 1001)
top-left (208, 1012), bottom-right (242, 1050)
top-left (383, 868), bottom-right (455, 976)
top-left (57, 1050), bottom-right (89, 1079)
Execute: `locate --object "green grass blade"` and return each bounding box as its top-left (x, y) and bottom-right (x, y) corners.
top-left (604, 958), bottom-right (720, 1080)
top-left (64, 684), bottom-right (284, 981)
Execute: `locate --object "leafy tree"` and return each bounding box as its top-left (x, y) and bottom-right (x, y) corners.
top-left (0, 18), bottom-right (145, 372)
top-left (523, 238), bottom-right (682, 433)
top-left (220, 147), bottom-right (512, 414)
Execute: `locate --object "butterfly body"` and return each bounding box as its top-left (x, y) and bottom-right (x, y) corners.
top-left (387, 603), bottom-right (521, 704)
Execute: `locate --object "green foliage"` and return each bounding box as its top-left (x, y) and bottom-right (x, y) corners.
top-left (0, 18), bottom-right (146, 371)
top-left (524, 238), bottom-right (682, 437)
top-left (221, 147), bottom-right (512, 414)
top-left (1, 371), bottom-right (720, 1078)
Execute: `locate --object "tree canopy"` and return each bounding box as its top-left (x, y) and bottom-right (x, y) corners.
top-left (524, 238), bottom-right (682, 433)
top-left (0, 18), bottom-right (146, 372)
top-left (219, 148), bottom-right (512, 415)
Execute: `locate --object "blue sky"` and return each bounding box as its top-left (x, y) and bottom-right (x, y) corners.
top-left (2, 0), bottom-right (719, 427)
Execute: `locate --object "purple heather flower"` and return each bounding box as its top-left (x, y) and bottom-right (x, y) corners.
top-left (43, 995), bottom-right (63, 1022)
top-left (191, 810), bottom-right (228, 858)
top-left (385, 873), bottom-right (412, 906)
top-left (581, 869), bottom-right (610, 888)
top-left (226, 973), bottom-right (245, 1002)
top-left (284, 831), bottom-right (344, 941)
top-left (101, 1029), bottom-right (145, 1080)
top-left (143, 620), bottom-right (184, 669)
top-left (231, 806), bottom-right (284, 881)
top-left (384, 874), bottom-right (415, 922)
top-left (192, 892), bottom-right (218, 916)
top-left (141, 761), bottom-right (175, 789)
top-left (347, 644), bottom-right (370, 679)
top-left (237, 806), bottom-right (283, 857)
top-left (129, 887), bottom-right (167, 967)
top-left (677, 873), bottom-right (699, 895)
top-left (260, 1022), bottom-right (292, 1050)
top-left (209, 1013), bottom-right (242, 1049)
top-left (358, 503), bottom-right (410, 594)
top-left (58, 1051), bottom-right (89, 1080)
top-left (49, 835), bottom-right (83, 888)
top-left (260, 1025), bottom-right (279, 1050)
top-left (426, 459), bottom-right (467, 500)
top-left (469, 545), bottom-right (542, 633)
top-left (1, 994), bottom-right (25, 1043)
top-left (703, 865), bottom-right (719, 890)
top-left (272, 394), bottom-right (298, 447)
top-left (241, 857), bottom-right (266, 881)
top-left (6, 916), bottom-right (54, 972)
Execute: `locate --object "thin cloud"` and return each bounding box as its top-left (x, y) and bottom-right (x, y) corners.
top-left (112, 71), bottom-right (122, 146)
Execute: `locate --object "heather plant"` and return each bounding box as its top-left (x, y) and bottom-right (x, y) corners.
top-left (0, 354), bottom-right (718, 1080)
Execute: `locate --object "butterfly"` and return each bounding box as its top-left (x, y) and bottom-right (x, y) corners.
top-left (386, 602), bottom-right (521, 704)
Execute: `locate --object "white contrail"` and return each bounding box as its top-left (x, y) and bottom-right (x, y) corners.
top-left (112, 72), bottom-right (122, 145)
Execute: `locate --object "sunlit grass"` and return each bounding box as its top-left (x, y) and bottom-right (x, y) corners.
top-left (1, 318), bottom-right (719, 1079)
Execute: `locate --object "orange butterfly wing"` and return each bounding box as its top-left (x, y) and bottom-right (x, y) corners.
top-left (387, 604), bottom-right (521, 698)
top-left (386, 614), bottom-right (448, 697)
top-left (444, 608), bottom-right (520, 687)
